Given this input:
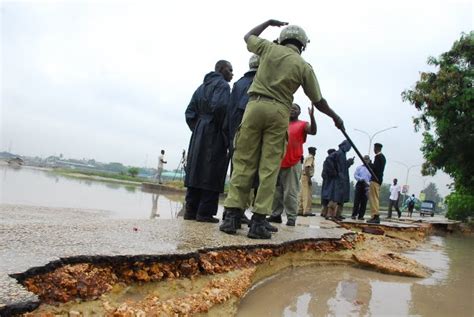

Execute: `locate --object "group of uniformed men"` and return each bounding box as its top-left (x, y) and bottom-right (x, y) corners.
top-left (183, 19), bottom-right (345, 239)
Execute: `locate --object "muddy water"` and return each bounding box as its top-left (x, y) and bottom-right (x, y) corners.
top-left (0, 165), bottom-right (224, 219)
top-left (237, 235), bottom-right (474, 317)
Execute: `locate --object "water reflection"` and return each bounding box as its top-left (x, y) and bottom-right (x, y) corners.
top-left (237, 235), bottom-right (474, 317)
top-left (0, 165), bottom-right (192, 219)
top-left (150, 193), bottom-right (159, 219)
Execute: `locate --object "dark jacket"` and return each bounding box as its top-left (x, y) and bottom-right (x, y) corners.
top-left (184, 72), bottom-right (230, 192)
top-left (322, 140), bottom-right (353, 203)
top-left (370, 152), bottom-right (386, 185)
top-left (321, 154), bottom-right (337, 201)
top-left (228, 70), bottom-right (256, 150)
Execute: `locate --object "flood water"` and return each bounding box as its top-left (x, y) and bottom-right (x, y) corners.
top-left (0, 165), bottom-right (221, 219)
top-left (237, 235), bottom-right (474, 317)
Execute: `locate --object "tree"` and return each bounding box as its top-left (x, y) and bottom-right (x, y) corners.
top-left (128, 167), bottom-right (139, 177)
top-left (402, 32), bottom-right (473, 221)
top-left (402, 32), bottom-right (473, 194)
top-left (380, 183), bottom-right (390, 206)
top-left (422, 182), bottom-right (442, 204)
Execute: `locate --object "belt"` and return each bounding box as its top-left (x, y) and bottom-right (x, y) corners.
top-left (249, 94), bottom-right (277, 103)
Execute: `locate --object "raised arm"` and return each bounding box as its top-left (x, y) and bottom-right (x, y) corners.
top-left (305, 105), bottom-right (317, 135)
top-left (244, 19), bottom-right (288, 43)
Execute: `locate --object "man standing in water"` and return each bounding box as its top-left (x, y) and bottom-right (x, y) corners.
top-left (220, 19), bottom-right (344, 239)
top-left (156, 149), bottom-right (167, 184)
top-left (184, 60), bottom-right (233, 223)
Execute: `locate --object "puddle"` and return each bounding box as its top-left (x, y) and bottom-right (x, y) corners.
top-left (237, 235), bottom-right (474, 317)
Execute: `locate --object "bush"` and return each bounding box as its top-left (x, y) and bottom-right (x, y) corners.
top-left (445, 192), bottom-right (474, 221)
top-left (127, 167), bottom-right (139, 178)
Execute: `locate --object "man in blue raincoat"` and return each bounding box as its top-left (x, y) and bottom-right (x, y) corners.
top-left (184, 60), bottom-right (233, 223)
top-left (322, 140), bottom-right (354, 220)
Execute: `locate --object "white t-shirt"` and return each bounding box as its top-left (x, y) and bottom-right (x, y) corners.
top-left (389, 184), bottom-right (401, 200)
top-left (158, 154), bottom-right (165, 169)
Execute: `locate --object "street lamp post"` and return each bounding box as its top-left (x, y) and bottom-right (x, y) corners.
top-left (354, 126), bottom-right (398, 155)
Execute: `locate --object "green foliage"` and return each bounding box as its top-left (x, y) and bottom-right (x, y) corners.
top-left (422, 182), bottom-right (443, 204)
top-left (127, 167), bottom-right (139, 177)
top-left (54, 168), bottom-right (149, 183)
top-left (445, 192), bottom-right (474, 221)
top-left (402, 32), bottom-right (474, 194)
top-left (103, 162), bottom-right (127, 173)
top-left (380, 183), bottom-right (390, 204)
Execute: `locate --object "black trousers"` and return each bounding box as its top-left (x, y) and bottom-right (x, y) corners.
top-left (352, 181), bottom-right (368, 219)
top-left (388, 199), bottom-right (401, 218)
top-left (185, 187), bottom-right (219, 218)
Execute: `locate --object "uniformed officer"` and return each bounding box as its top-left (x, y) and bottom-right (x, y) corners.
top-left (225, 54), bottom-right (261, 226)
top-left (220, 19), bottom-right (344, 239)
top-left (298, 147), bottom-right (317, 216)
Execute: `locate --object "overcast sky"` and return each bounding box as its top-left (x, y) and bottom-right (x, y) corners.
top-left (1, 0), bottom-right (472, 197)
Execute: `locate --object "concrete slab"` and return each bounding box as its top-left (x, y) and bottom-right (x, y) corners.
top-left (0, 204), bottom-right (351, 309)
top-left (341, 218), bottom-right (422, 229)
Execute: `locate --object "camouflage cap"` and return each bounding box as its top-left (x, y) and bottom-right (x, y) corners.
top-left (278, 25), bottom-right (309, 50)
top-left (248, 54), bottom-right (260, 71)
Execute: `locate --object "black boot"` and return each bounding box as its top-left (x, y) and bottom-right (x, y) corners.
top-left (183, 206), bottom-right (196, 220)
top-left (367, 215), bottom-right (381, 224)
top-left (267, 214), bottom-right (282, 223)
top-left (248, 218), bottom-right (278, 232)
top-left (219, 208), bottom-right (242, 234)
top-left (248, 213), bottom-right (272, 239)
top-left (241, 213), bottom-right (250, 225)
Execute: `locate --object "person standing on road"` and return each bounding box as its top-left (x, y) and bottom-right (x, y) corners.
top-left (220, 19), bottom-right (345, 239)
top-left (367, 143), bottom-right (386, 224)
top-left (184, 60), bottom-right (233, 223)
top-left (388, 178), bottom-right (401, 218)
top-left (268, 103), bottom-right (316, 226)
top-left (351, 155), bottom-right (371, 220)
top-left (406, 194), bottom-right (416, 217)
top-left (225, 54), bottom-right (260, 226)
top-left (320, 148), bottom-right (336, 218)
top-left (324, 140), bottom-right (354, 221)
top-left (298, 147), bottom-right (317, 217)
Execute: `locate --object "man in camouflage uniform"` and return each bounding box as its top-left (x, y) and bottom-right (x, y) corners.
top-left (220, 19), bottom-right (344, 239)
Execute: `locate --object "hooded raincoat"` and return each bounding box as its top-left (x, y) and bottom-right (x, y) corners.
top-left (184, 72), bottom-right (230, 192)
top-left (322, 140), bottom-right (353, 204)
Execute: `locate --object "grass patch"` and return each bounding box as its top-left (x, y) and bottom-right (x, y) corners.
top-left (53, 168), bottom-right (150, 184)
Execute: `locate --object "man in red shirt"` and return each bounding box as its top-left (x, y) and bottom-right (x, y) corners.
top-left (268, 103), bottom-right (316, 226)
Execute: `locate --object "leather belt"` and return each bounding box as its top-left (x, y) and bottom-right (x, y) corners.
top-left (249, 94), bottom-right (276, 102)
